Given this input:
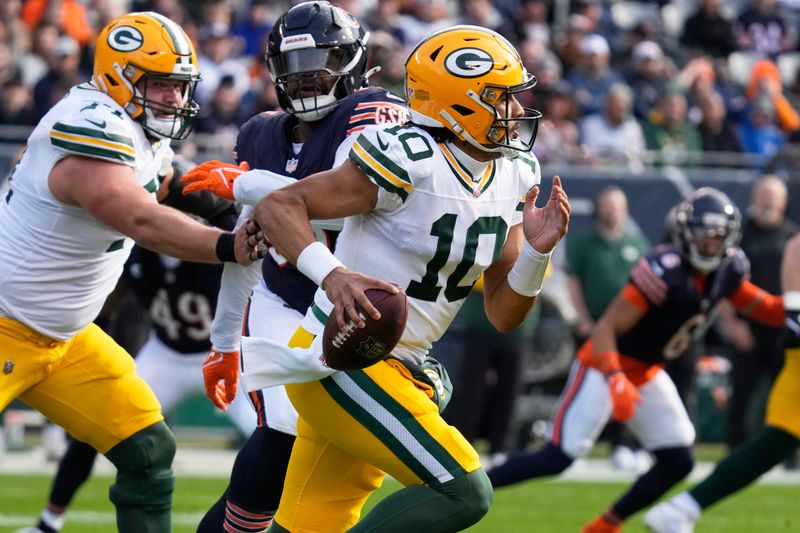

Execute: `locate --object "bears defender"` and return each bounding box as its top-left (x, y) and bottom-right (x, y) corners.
top-left (489, 188), bottom-right (785, 533)
top-left (179, 3), bottom-right (409, 531)
top-left (243, 25), bottom-right (569, 532)
top-left (0, 11), bottom-right (258, 533)
top-left (645, 232), bottom-right (800, 531)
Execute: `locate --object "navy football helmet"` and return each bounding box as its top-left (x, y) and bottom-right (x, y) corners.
top-left (672, 188), bottom-right (742, 273)
top-left (266, 1), bottom-right (369, 121)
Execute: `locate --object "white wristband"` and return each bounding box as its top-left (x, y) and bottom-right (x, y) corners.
top-left (296, 241), bottom-right (344, 287)
top-left (507, 241), bottom-right (551, 297)
top-left (786, 291), bottom-right (800, 311)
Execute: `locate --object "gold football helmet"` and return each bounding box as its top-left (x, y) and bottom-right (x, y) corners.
top-left (93, 11), bottom-right (200, 140)
top-left (405, 25), bottom-right (541, 158)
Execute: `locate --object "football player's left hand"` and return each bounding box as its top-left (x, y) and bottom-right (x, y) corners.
top-left (181, 160), bottom-right (250, 200)
top-left (522, 175), bottom-right (570, 254)
top-left (607, 371), bottom-right (642, 422)
top-left (202, 349), bottom-right (240, 411)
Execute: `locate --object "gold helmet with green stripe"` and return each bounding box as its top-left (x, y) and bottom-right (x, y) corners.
top-left (93, 11), bottom-right (200, 140)
top-left (405, 25), bottom-right (541, 158)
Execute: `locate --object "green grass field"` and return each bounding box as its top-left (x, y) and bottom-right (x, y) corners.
top-left (1, 474), bottom-right (798, 532)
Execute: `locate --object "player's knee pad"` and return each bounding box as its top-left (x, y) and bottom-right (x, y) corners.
top-left (105, 421), bottom-right (176, 511)
top-left (437, 468), bottom-right (493, 527)
top-left (652, 446), bottom-right (694, 484)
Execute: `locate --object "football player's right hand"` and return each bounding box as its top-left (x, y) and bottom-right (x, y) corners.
top-left (606, 371), bottom-right (642, 422)
top-left (202, 348), bottom-right (240, 411)
top-left (181, 160), bottom-right (250, 200)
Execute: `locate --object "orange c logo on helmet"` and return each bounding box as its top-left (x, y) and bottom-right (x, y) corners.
top-left (444, 48), bottom-right (494, 78)
top-left (108, 26), bottom-right (144, 52)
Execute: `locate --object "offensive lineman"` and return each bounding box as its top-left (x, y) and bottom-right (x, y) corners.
top-left (0, 12), bottom-right (257, 533)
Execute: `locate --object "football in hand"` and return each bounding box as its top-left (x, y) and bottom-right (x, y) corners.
top-left (321, 289), bottom-right (408, 371)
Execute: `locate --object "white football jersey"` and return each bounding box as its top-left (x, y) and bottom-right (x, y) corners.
top-left (0, 83), bottom-right (173, 340)
top-left (303, 124), bottom-right (540, 364)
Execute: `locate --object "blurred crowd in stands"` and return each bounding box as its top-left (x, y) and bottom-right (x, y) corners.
top-left (4, 0), bottom-right (800, 174)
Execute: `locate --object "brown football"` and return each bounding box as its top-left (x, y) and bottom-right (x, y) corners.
top-left (321, 289), bottom-right (408, 371)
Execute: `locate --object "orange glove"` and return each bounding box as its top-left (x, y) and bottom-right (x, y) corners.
top-left (606, 371), bottom-right (642, 422)
top-left (180, 160), bottom-right (250, 200)
top-left (202, 349), bottom-right (240, 411)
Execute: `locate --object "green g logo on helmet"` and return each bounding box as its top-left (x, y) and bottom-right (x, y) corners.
top-left (444, 48), bottom-right (494, 78)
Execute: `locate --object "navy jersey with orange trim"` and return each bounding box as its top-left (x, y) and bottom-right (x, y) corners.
top-left (124, 247), bottom-right (221, 354)
top-left (617, 243), bottom-right (750, 363)
top-left (234, 87), bottom-right (408, 313)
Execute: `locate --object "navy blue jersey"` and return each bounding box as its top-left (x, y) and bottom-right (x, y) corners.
top-left (234, 87), bottom-right (408, 312)
top-left (123, 246), bottom-right (223, 354)
top-left (617, 244), bottom-right (750, 363)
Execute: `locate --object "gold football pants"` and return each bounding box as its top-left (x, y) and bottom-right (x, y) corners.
top-left (0, 317), bottom-right (162, 453)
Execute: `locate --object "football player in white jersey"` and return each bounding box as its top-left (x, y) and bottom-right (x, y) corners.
top-left (241, 26), bottom-right (570, 531)
top-left (0, 12), bottom-right (257, 533)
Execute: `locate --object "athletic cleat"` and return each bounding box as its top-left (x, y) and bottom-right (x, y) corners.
top-left (644, 501), bottom-right (696, 533)
top-left (581, 516), bottom-right (621, 533)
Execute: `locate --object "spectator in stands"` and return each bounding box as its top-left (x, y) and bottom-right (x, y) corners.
top-left (15, 21), bottom-right (59, 88)
top-left (0, 41), bottom-right (20, 88)
top-left (738, 95), bottom-right (786, 159)
top-left (0, 74), bottom-right (38, 126)
top-left (533, 82), bottom-right (580, 166)
top-left (643, 88), bottom-right (703, 166)
top-left (20, 0), bottom-right (93, 47)
top-left (680, 0), bottom-right (738, 59)
top-left (626, 40), bottom-right (671, 121)
top-left (396, 0), bottom-right (454, 49)
top-left (364, 0), bottom-right (407, 47)
top-left (735, 0), bottom-right (796, 58)
top-left (567, 33), bottom-right (622, 117)
top-left (194, 75), bottom-right (251, 157)
top-left (232, 0), bottom-right (273, 58)
top-left (579, 82), bottom-right (646, 170)
top-left (725, 175), bottom-right (798, 448)
top-left (32, 35), bottom-right (84, 119)
top-left (195, 23), bottom-right (250, 106)
top-left (697, 90), bottom-right (744, 155)
top-left (459, 0), bottom-right (509, 35)
top-left (744, 59), bottom-right (800, 135)
top-left (552, 13), bottom-right (593, 76)
top-left (512, 0), bottom-right (551, 46)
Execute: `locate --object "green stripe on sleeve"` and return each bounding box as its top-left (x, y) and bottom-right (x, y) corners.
top-left (311, 303), bottom-right (329, 325)
top-left (51, 138), bottom-right (135, 164)
top-left (356, 137), bottom-right (412, 185)
top-left (516, 201), bottom-right (524, 211)
top-left (143, 178), bottom-right (158, 193)
top-left (52, 122), bottom-right (134, 148)
top-left (349, 148), bottom-right (408, 201)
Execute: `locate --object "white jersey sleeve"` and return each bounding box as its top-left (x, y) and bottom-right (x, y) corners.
top-left (48, 102), bottom-right (139, 167)
top-left (510, 151), bottom-right (542, 226)
top-left (348, 124), bottom-right (419, 212)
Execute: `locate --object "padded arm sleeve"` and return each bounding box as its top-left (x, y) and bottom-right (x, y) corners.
top-left (209, 208), bottom-right (263, 351)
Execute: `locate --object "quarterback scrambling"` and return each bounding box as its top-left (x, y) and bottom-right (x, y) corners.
top-left (247, 25), bottom-right (569, 532)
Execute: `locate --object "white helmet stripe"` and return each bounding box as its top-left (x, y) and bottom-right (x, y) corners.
top-left (146, 11), bottom-right (191, 57)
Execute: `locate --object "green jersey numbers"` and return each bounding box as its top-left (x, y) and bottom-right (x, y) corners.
top-left (407, 214), bottom-right (507, 302)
